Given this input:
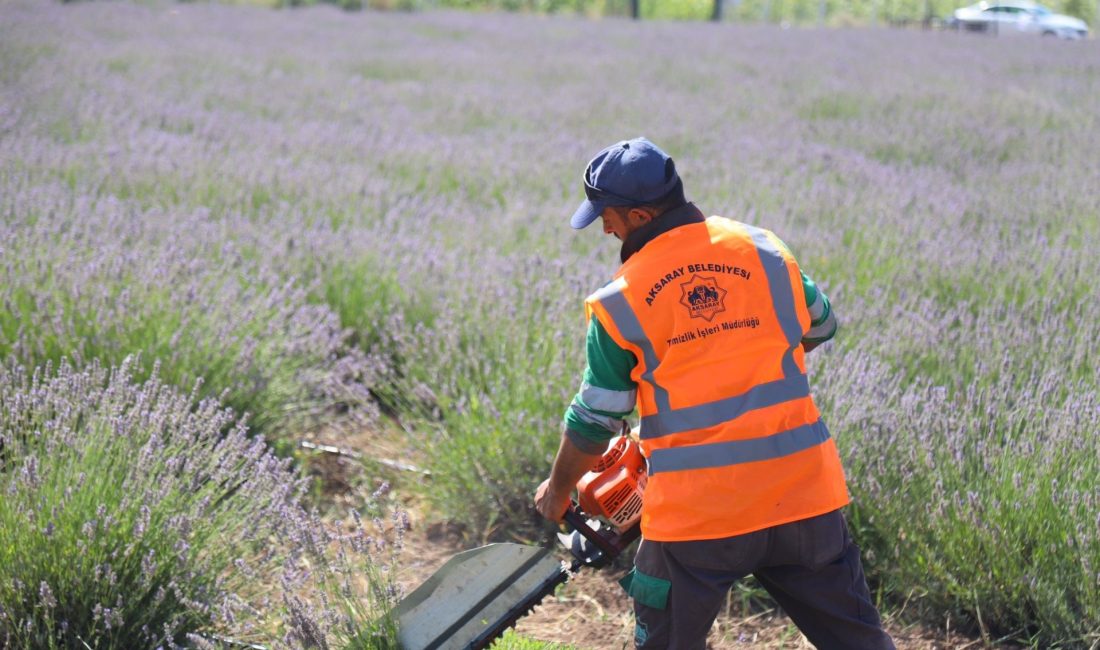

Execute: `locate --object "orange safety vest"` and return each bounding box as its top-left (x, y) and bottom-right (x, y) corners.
top-left (585, 216), bottom-right (849, 542)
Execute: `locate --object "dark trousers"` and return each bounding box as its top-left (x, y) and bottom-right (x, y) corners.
top-left (630, 509), bottom-right (895, 650)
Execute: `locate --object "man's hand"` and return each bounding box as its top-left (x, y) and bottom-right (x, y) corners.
top-left (534, 478), bottom-right (571, 522)
top-left (534, 431), bottom-right (608, 523)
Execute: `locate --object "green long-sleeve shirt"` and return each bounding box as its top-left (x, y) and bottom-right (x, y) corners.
top-left (564, 271), bottom-right (836, 453)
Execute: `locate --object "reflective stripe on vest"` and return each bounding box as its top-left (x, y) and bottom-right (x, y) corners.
top-left (590, 279), bottom-right (672, 413)
top-left (649, 419), bottom-right (830, 474)
top-left (640, 372), bottom-right (811, 441)
top-left (746, 225), bottom-right (804, 380)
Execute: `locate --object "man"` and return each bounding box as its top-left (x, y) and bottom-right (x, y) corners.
top-left (534, 138), bottom-right (894, 649)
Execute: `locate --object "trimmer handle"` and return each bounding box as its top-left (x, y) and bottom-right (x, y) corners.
top-left (562, 502), bottom-right (641, 566)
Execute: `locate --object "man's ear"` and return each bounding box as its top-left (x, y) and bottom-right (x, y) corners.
top-left (628, 207), bottom-right (655, 225)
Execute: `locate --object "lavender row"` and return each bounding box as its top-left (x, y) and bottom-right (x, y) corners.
top-left (0, 188), bottom-right (385, 446)
top-left (0, 360), bottom-right (404, 647)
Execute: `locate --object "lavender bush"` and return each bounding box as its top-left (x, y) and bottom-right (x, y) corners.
top-left (1, 0), bottom-right (1097, 644)
top-left (0, 171), bottom-right (383, 448)
top-left (0, 359), bottom-right (403, 648)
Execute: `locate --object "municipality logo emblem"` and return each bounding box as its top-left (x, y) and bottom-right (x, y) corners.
top-left (679, 274), bottom-right (727, 322)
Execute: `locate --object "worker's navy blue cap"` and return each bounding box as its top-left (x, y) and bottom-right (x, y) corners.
top-left (570, 137), bottom-right (681, 230)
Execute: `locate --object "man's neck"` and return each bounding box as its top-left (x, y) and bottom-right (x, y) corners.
top-left (620, 203), bottom-right (705, 264)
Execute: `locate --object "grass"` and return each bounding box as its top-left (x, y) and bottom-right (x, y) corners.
top-left (492, 631), bottom-right (582, 649)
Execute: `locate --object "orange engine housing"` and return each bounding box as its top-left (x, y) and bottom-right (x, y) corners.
top-left (577, 435), bottom-right (647, 533)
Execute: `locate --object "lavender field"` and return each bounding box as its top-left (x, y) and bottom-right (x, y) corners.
top-left (1, 0), bottom-right (1098, 646)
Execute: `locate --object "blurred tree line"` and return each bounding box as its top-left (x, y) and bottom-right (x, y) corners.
top-left (279, 0), bottom-right (1095, 27)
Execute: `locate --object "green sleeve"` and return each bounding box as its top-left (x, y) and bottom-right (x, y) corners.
top-left (563, 318), bottom-right (637, 452)
top-left (776, 236), bottom-right (838, 344)
top-left (800, 270), bottom-right (838, 343)
top-left (583, 317), bottom-right (637, 392)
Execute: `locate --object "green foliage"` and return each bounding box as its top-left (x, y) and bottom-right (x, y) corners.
top-left (827, 366), bottom-right (1100, 644)
top-left (0, 226), bottom-right (367, 450)
top-left (0, 362), bottom-right (280, 646)
top-left (316, 0), bottom-right (1094, 24)
top-left (492, 631), bottom-right (581, 649)
top-left (341, 258), bottom-right (581, 537)
top-left (799, 93), bottom-right (866, 121)
top-left (310, 256), bottom-right (439, 416)
top-left (0, 361), bottom-right (405, 647)
top-left (1062, 0), bottom-right (1095, 23)
top-left (279, 0), bottom-right (424, 11)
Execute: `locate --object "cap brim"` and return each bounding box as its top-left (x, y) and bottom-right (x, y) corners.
top-left (570, 199), bottom-right (604, 230)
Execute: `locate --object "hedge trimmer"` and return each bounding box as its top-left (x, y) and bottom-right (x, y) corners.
top-left (395, 434), bottom-right (646, 650)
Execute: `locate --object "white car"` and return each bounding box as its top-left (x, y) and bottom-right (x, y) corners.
top-left (950, 1), bottom-right (1089, 39)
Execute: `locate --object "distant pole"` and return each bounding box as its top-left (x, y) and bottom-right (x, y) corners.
top-left (712, 0), bottom-right (724, 21)
top-left (818, 0), bottom-right (826, 24)
top-left (631, 0), bottom-right (640, 18)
